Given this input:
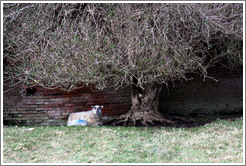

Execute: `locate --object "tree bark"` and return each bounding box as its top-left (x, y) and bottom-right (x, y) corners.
top-left (117, 82), bottom-right (170, 126)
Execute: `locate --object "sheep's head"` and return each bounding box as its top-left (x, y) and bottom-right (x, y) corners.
top-left (91, 105), bottom-right (103, 115)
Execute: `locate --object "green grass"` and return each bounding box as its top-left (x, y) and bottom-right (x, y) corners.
top-left (3, 117), bottom-right (243, 163)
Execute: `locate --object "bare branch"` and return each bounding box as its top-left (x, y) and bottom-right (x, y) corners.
top-left (3, 3), bottom-right (243, 92)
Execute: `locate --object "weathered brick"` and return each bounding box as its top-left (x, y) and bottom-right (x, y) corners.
top-left (18, 114), bottom-right (24, 117)
top-left (37, 116), bottom-right (49, 120)
top-left (58, 109), bottom-right (67, 113)
top-left (65, 103), bottom-right (73, 107)
top-left (13, 118), bottom-right (22, 121)
top-left (28, 105), bottom-right (39, 108)
top-left (65, 109), bottom-right (75, 113)
top-left (11, 110), bottom-right (19, 114)
top-left (34, 119), bottom-right (43, 123)
top-left (47, 110), bottom-right (56, 114)
top-left (35, 108), bottom-right (45, 111)
top-left (60, 116), bottom-right (69, 120)
top-left (16, 108), bottom-right (26, 111)
top-left (36, 101), bottom-right (44, 104)
top-left (25, 101), bottom-right (36, 104)
top-left (3, 66), bottom-right (242, 126)
top-left (61, 112), bottom-right (69, 116)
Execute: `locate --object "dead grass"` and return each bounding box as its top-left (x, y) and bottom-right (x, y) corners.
top-left (2, 117), bottom-right (243, 163)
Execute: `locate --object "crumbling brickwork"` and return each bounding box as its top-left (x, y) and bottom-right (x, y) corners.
top-left (3, 86), bottom-right (131, 126)
top-left (3, 67), bottom-right (243, 126)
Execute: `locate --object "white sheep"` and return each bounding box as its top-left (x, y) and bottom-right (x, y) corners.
top-left (67, 105), bottom-right (103, 126)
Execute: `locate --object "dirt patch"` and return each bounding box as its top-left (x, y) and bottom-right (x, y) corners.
top-left (103, 113), bottom-right (243, 128)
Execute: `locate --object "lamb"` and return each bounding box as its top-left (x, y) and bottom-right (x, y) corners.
top-left (67, 105), bottom-right (103, 126)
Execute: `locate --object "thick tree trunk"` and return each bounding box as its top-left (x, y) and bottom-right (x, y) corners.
top-left (117, 82), bottom-right (170, 126)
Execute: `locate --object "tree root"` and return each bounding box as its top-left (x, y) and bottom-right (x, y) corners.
top-left (114, 109), bottom-right (171, 126)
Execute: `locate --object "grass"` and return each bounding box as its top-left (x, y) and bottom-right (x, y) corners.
top-left (2, 117), bottom-right (244, 163)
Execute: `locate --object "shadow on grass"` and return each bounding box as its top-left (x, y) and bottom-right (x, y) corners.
top-left (103, 113), bottom-right (243, 128)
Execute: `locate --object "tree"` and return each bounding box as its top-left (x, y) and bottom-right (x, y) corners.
top-left (3, 3), bottom-right (243, 126)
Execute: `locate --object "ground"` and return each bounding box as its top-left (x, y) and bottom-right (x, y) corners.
top-left (105, 113), bottom-right (243, 128)
top-left (2, 114), bottom-right (243, 163)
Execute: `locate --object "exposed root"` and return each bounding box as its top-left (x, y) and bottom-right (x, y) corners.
top-left (114, 109), bottom-right (171, 126)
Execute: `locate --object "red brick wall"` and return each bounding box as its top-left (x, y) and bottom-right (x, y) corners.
top-left (3, 66), bottom-right (243, 126)
top-left (3, 85), bottom-right (131, 126)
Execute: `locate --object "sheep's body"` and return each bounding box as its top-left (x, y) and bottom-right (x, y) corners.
top-left (69, 119), bottom-right (88, 126)
top-left (67, 105), bottom-right (103, 126)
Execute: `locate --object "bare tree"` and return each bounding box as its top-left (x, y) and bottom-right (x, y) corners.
top-left (3, 3), bottom-right (243, 126)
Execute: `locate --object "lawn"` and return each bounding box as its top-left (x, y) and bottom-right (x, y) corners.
top-left (2, 117), bottom-right (244, 163)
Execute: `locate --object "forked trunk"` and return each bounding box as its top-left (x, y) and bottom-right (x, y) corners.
top-left (117, 82), bottom-right (170, 126)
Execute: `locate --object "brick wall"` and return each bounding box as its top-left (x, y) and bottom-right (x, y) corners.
top-left (3, 66), bottom-right (243, 126)
top-left (3, 85), bottom-right (131, 126)
top-left (159, 66), bottom-right (243, 116)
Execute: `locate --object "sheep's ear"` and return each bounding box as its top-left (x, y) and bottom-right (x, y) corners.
top-left (100, 106), bottom-right (103, 109)
top-left (91, 106), bottom-right (94, 109)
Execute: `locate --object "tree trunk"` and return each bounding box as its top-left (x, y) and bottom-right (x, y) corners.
top-left (117, 82), bottom-right (170, 126)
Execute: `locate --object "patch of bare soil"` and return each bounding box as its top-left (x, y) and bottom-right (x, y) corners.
top-left (103, 113), bottom-right (243, 128)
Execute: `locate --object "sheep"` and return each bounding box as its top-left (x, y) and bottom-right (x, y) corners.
top-left (67, 105), bottom-right (103, 126)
